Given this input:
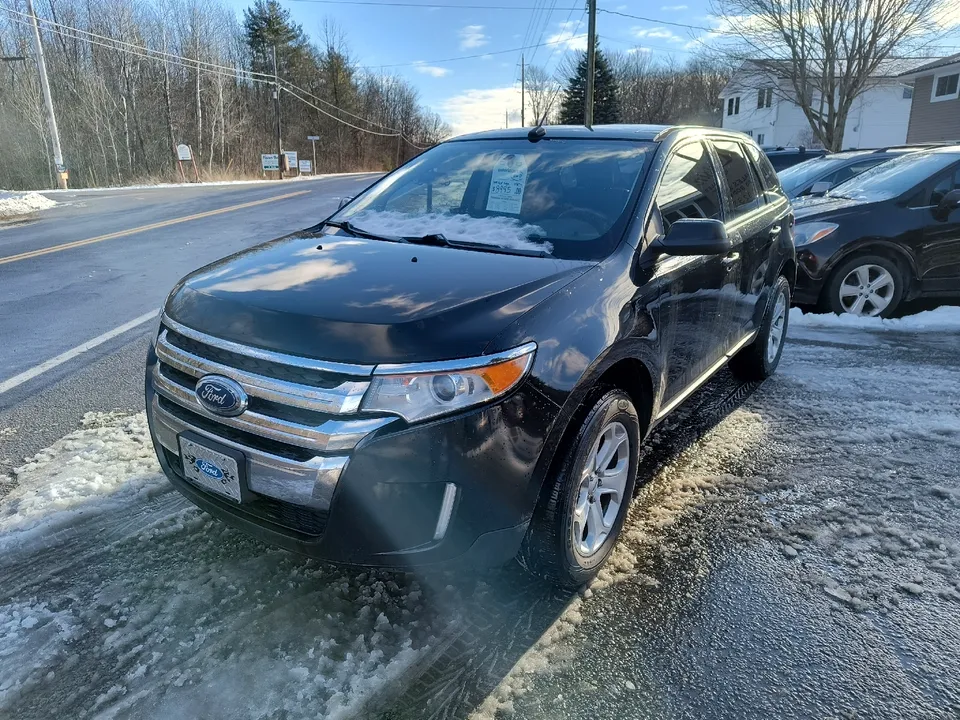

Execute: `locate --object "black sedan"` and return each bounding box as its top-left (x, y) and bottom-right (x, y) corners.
top-left (146, 125), bottom-right (795, 588)
top-left (792, 147), bottom-right (960, 317)
top-left (778, 147), bottom-right (922, 199)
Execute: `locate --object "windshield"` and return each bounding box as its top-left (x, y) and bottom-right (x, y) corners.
top-left (331, 138), bottom-right (656, 260)
top-left (827, 150), bottom-right (960, 201)
top-left (779, 155), bottom-right (852, 193)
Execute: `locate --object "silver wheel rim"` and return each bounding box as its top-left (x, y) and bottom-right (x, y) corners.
top-left (766, 291), bottom-right (787, 364)
top-left (571, 421), bottom-right (630, 558)
top-left (838, 264), bottom-right (895, 317)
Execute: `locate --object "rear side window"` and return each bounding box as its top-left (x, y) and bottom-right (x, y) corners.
top-left (713, 139), bottom-right (764, 219)
top-left (826, 158), bottom-right (887, 187)
top-left (745, 143), bottom-right (782, 195)
top-left (654, 141), bottom-right (722, 231)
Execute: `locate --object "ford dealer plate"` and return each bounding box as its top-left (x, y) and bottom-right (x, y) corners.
top-left (179, 436), bottom-right (242, 503)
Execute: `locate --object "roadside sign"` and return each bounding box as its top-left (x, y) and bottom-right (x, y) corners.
top-left (261, 153), bottom-right (280, 171)
top-left (283, 150), bottom-right (298, 169)
top-left (307, 135), bottom-right (320, 141)
top-left (176, 144), bottom-right (192, 161)
top-left (298, 159), bottom-right (313, 174)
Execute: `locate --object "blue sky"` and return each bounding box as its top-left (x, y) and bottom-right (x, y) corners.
top-left (221, 0), bottom-right (713, 134)
top-left (222, 0), bottom-right (960, 136)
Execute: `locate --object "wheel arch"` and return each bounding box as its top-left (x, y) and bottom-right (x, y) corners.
top-left (528, 349), bottom-right (658, 513)
top-left (818, 240), bottom-right (919, 304)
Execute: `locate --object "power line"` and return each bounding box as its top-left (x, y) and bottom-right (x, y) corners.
top-left (1, 8), bottom-right (430, 143)
top-left (361, 34), bottom-right (588, 69)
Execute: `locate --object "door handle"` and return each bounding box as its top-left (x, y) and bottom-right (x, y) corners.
top-left (770, 225), bottom-right (782, 237)
top-left (721, 252), bottom-right (740, 265)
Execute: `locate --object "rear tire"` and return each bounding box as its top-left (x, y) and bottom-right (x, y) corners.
top-left (518, 389), bottom-right (640, 589)
top-left (730, 276), bottom-right (790, 381)
top-left (825, 254), bottom-right (905, 318)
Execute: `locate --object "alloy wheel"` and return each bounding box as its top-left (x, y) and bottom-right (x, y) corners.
top-left (571, 421), bottom-right (630, 558)
top-left (838, 264), bottom-right (895, 316)
top-left (767, 290), bottom-right (787, 364)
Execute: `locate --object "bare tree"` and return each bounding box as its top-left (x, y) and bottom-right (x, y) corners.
top-left (708, 0), bottom-right (950, 150)
top-left (524, 64), bottom-right (561, 125)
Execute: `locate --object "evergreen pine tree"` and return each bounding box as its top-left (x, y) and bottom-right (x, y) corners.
top-left (559, 47), bottom-right (621, 125)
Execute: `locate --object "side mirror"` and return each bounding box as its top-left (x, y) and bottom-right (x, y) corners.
top-left (338, 196), bottom-right (353, 210)
top-left (658, 218), bottom-right (731, 256)
top-left (810, 181), bottom-right (832, 196)
top-left (936, 189), bottom-right (960, 217)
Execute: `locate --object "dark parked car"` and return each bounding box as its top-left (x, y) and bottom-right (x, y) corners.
top-left (145, 125), bottom-right (795, 587)
top-left (793, 146), bottom-right (960, 317)
top-left (778, 147), bottom-right (926, 199)
top-left (763, 146), bottom-right (828, 171)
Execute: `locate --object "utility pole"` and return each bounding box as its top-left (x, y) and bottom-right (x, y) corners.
top-left (272, 44), bottom-right (282, 179)
top-left (521, 54), bottom-right (525, 127)
top-left (25, 0), bottom-right (67, 189)
top-left (505, 109), bottom-right (508, 129)
top-left (584, 0), bottom-right (597, 128)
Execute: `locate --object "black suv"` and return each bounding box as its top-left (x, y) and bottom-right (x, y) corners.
top-left (145, 125), bottom-right (795, 587)
top-left (792, 147), bottom-right (960, 317)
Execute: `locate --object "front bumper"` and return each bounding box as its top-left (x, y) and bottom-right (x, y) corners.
top-left (145, 343), bottom-right (557, 568)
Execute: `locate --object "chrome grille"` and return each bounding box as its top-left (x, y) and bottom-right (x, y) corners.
top-left (153, 316), bottom-right (397, 455)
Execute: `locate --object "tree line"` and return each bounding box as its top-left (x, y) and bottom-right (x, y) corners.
top-left (525, 46), bottom-right (731, 130)
top-left (0, 0), bottom-right (448, 190)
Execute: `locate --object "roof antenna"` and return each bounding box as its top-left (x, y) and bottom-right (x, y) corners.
top-left (528, 125), bottom-right (546, 143)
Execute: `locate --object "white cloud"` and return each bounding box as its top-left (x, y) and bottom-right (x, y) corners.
top-left (934, 4), bottom-right (960, 28)
top-left (627, 47), bottom-right (654, 54)
top-left (632, 26), bottom-right (685, 43)
top-left (438, 86), bottom-right (522, 136)
top-left (459, 24), bottom-right (489, 50)
top-left (546, 20), bottom-right (588, 52)
top-left (413, 62), bottom-right (451, 78)
top-left (660, 4), bottom-right (688, 10)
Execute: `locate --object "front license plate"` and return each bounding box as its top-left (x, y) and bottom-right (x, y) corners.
top-left (178, 435), bottom-right (243, 503)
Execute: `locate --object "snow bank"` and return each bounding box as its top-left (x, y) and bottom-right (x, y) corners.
top-left (0, 412), bottom-right (166, 552)
top-left (790, 305), bottom-right (960, 332)
top-left (41, 172), bottom-right (380, 194)
top-left (0, 191), bottom-right (57, 219)
top-left (349, 210), bottom-right (551, 253)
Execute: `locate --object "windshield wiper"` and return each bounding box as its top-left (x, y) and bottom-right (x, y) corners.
top-left (402, 232), bottom-right (552, 257)
top-left (324, 220), bottom-right (408, 244)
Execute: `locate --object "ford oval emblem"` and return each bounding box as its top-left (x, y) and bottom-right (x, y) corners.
top-left (195, 375), bottom-right (248, 417)
top-left (195, 458), bottom-right (225, 480)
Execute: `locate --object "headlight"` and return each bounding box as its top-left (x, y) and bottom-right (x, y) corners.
top-left (794, 221), bottom-right (839, 247)
top-left (362, 343), bottom-right (537, 423)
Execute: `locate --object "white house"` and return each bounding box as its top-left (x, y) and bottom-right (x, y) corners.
top-left (718, 59), bottom-right (935, 149)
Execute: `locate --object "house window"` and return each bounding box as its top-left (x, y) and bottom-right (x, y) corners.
top-left (932, 72), bottom-right (960, 102)
top-left (744, 130), bottom-right (753, 137)
top-left (757, 88), bottom-right (773, 108)
top-left (756, 132), bottom-right (765, 145)
top-left (902, 85), bottom-right (914, 99)
top-left (727, 96), bottom-right (740, 116)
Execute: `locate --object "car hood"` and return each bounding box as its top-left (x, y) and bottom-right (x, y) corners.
top-left (792, 194), bottom-right (875, 221)
top-left (164, 230), bottom-right (592, 364)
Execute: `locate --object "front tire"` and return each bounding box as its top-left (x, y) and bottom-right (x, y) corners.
top-left (825, 254), bottom-right (904, 318)
top-left (730, 276), bottom-right (790, 381)
top-left (518, 389), bottom-right (640, 589)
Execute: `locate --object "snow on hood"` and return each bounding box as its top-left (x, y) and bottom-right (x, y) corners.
top-left (0, 191), bottom-right (57, 219)
top-left (348, 210), bottom-right (551, 253)
top-left (790, 306), bottom-right (960, 332)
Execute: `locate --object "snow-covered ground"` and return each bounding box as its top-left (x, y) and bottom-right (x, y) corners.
top-left (0, 191), bottom-right (57, 219)
top-left (1, 309), bottom-right (959, 718)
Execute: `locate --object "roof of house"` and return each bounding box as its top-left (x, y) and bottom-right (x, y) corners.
top-left (896, 52), bottom-right (960, 77)
top-left (745, 57), bottom-right (938, 79)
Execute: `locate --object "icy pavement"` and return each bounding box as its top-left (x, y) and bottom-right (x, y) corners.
top-left (0, 191), bottom-right (57, 219)
top-left (1, 309), bottom-right (959, 718)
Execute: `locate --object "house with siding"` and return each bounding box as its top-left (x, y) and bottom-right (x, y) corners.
top-left (719, 59), bottom-right (933, 149)
top-left (899, 53), bottom-right (960, 143)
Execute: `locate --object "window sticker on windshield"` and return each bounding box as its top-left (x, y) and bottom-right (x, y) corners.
top-left (486, 154), bottom-right (528, 214)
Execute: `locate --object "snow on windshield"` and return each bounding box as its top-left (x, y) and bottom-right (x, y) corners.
top-left (349, 210), bottom-right (551, 253)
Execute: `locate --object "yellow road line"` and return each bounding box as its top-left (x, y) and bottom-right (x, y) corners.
top-left (0, 189), bottom-right (311, 266)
